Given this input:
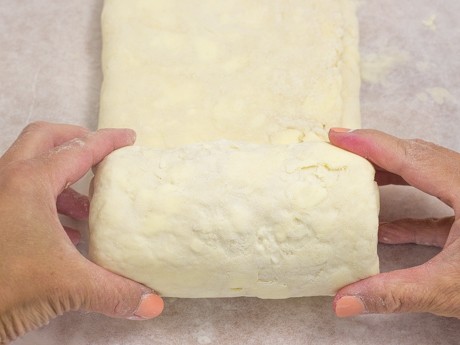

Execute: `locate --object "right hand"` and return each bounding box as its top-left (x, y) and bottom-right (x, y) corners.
top-left (329, 128), bottom-right (460, 318)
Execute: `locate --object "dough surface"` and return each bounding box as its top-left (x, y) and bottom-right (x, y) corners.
top-left (89, 141), bottom-right (379, 298)
top-left (98, 0), bottom-right (361, 146)
top-left (92, 0), bottom-right (378, 298)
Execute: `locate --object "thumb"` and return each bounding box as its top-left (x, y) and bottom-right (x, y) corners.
top-left (79, 261), bottom-right (164, 320)
top-left (333, 263), bottom-right (443, 317)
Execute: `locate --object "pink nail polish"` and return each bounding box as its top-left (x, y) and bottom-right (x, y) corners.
top-left (330, 127), bottom-right (353, 133)
top-left (335, 296), bottom-right (365, 317)
top-left (131, 294), bottom-right (164, 320)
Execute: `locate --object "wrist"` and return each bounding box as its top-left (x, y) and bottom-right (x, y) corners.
top-left (0, 287), bottom-right (74, 344)
top-left (0, 287), bottom-right (19, 344)
top-left (0, 301), bottom-right (27, 345)
top-left (1, 310), bottom-right (19, 345)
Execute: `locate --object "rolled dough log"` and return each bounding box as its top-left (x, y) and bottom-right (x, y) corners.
top-left (99, 0), bottom-right (361, 146)
top-left (89, 141), bottom-right (379, 298)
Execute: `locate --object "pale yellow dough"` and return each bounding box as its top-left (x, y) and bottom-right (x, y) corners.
top-left (89, 141), bottom-right (379, 298)
top-left (91, 0), bottom-right (378, 298)
top-left (98, 0), bottom-right (361, 147)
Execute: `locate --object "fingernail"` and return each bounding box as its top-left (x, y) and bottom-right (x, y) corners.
top-left (335, 296), bottom-right (365, 317)
top-left (131, 294), bottom-right (164, 320)
top-left (127, 129), bottom-right (137, 144)
top-left (330, 127), bottom-right (353, 133)
top-left (378, 223), bottom-right (400, 244)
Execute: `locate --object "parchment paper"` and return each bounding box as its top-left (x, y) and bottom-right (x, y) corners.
top-left (1, 0), bottom-right (459, 344)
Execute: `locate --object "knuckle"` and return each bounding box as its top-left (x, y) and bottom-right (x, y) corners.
top-left (378, 271), bottom-right (460, 316)
top-left (112, 293), bottom-right (132, 316)
top-left (376, 281), bottom-right (421, 314)
top-left (400, 139), bottom-right (421, 159)
top-left (399, 138), bottom-right (441, 169)
top-left (89, 284), bottom-right (134, 317)
top-left (23, 121), bottom-right (51, 134)
top-left (401, 138), bottom-right (440, 158)
top-left (377, 290), bottom-right (405, 313)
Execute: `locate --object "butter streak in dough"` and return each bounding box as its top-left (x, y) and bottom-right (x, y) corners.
top-left (98, 0), bottom-right (361, 147)
top-left (89, 141), bottom-right (379, 298)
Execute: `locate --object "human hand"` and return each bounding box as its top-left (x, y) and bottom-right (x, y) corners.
top-left (329, 128), bottom-right (460, 318)
top-left (0, 122), bottom-right (164, 344)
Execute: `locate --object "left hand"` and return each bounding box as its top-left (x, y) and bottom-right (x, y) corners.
top-left (0, 122), bottom-right (164, 344)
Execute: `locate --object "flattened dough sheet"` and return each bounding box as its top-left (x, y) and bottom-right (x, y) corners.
top-left (99, 0), bottom-right (361, 147)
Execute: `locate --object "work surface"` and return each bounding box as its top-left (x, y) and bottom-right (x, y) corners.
top-left (1, 0), bottom-right (460, 344)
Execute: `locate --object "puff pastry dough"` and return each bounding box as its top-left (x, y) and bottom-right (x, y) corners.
top-left (98, 0), bottom-right (361, 147)
top-left (91, 0), bottom-right (379, 298)
top-left (89, 141), bottom-right (379, 298)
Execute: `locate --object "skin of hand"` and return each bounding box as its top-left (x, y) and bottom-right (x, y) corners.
top-left (0, 122), bottom-right (164, 344)
top-left (329, 128), bottom-right (460, 318)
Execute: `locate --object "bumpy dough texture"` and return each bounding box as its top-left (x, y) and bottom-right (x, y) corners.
top-left (89, 141), bottom-right (379, 298)
top-left (98, 0), bottom-right (361, 146)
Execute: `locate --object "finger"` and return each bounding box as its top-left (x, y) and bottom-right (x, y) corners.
top-left (40, 128), bottom-right (136, 197)
top-left (333, 255), bottom-right (453, 317)
top-left (444, 218), bottom-right (460, 248)
top-left (79, 260), bottom-right (164, 319)
top-left (374, 169), bottom-right (408, 186)
top-left (63, 226), bottom-right (81, 246)
top-left (1, 122), bottom-right (89, 165)
top-left (329, 128), bottom-right (460, 208)
top-left (57, 188), bottom-right (90, 220)
top-left (89, 178), bottom-right (95, 200)
top-left (379, 217), bottom-right (454, 248)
